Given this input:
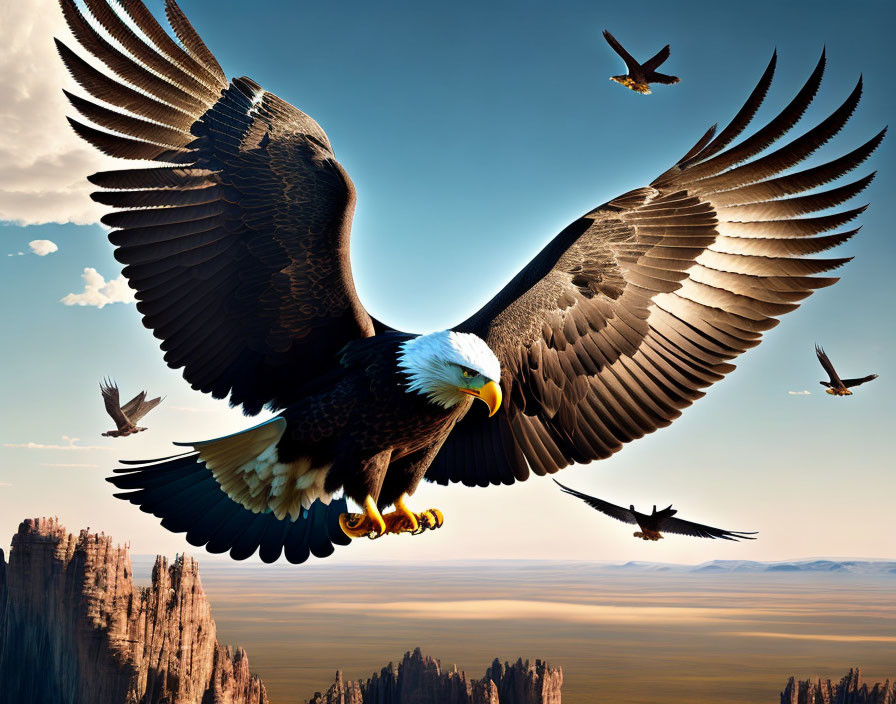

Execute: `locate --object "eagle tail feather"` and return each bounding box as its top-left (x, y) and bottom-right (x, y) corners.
top-left (107, 432), bottom-right (350, 564)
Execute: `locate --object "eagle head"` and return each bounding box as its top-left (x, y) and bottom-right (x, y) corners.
top-left (397, 331), bottom-right (502, 416)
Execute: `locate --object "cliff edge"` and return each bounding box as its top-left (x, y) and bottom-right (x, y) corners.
top-left (0, 517), bottom-right (267, 704)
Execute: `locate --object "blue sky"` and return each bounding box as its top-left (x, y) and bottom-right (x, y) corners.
top-left (0, 0), bottom-right (893, 564)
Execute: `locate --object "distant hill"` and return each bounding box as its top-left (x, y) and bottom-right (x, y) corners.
top-left (609, 559), bottom-right (896, 575)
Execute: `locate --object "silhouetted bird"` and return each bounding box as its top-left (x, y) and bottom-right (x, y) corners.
top-left (100, 379), bottom-right (162, 437)
top-left (554, 480), bottom-right (756, 541)
top-left (603, 30), bottom-right (680, 94)
top-left (815, 345), bottom-right (878, 396)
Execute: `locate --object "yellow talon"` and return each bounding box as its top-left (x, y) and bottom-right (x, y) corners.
top-left (394, 494), bottom-right (419, 532)
top-left (339, 496), bottom-right (386, 539)
top-left (417, 509), bottom-right (444, 532)
top-left (380, 495), bottom-right (445, 536)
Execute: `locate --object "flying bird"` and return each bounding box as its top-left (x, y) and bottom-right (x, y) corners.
top-left (59, 0), bottom-right (882, 564)
top-left (815, 345), bottom-right (878, 396)
top-left (603, 30), bottom-right (680, 94)
top-left (554, 480), bottom-right (756, 541)
top-left (100, 379), bottom-right (163, 437)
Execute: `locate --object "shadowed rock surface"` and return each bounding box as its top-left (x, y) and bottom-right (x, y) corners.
top-left (781, 668), bottom-right (895, 704)
top-left (0, 517), bottom-right (267, 704)
top-left (308, 648), bottom-right (562, 704)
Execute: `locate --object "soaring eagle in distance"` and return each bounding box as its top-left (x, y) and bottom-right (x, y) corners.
top-left (59, 0), bottom-right (884, 564)
top-left (603, 30), bottom-right (680, 94)
top-left (815, 345), bottom-right (878, 396)
top-left (554, 480), bottom-right (757, 541)
top-left (100, 378), bottom-right (163, 437)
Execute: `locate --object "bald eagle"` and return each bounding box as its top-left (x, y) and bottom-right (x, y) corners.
top-left (59, 0), bottom-right (883, 563)
top-left (554, 480), bottom-right (757, 541)
top-left (603, 30), bottom-right (680, 94)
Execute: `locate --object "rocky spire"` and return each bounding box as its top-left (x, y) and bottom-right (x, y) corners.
top-left (0, 517), bottom-right (267, 704)
top-left (781, 668), bottom-right (896, 704)
top-left (308, 647), bottom-right (562, 704)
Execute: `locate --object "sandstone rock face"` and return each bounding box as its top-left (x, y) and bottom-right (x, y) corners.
top-left (781, 668), bottom-right (896, 704)
top-left (308, 648), bottom-right (562, 704)
top-left (0, 517), bottom-right (267, 704)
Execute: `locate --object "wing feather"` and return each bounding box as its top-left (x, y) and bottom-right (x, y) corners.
top-left (841, 374), bottom-right (878, 388)
top-left (429, 52), bottom-right (882, 486)
top-left (553, 480), bottom-right (638, 525)
top-left (641, 45), bottom-right (671, 73)
top-left (100, 379), bottom-right (130, 430)
top-left (602, 30), bottom-right (641, 74)
top-left (657, 514), bottom-right (757, 541)
top-left (62, 0), bottom-right (375, 414)
top-left (120, 391), bottom-right (146, 418)
top-left (129, 396), bottom-right (164, 423)
top-left (164, 0), bottom-right (227, 85)
top-left (815, 344), bottom-right (843, 386)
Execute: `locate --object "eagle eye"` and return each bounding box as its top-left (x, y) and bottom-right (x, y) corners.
top-left (461, 366), bottom-right (477, 378)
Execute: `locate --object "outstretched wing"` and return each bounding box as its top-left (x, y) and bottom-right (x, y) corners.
top-left (842, 373), bottom-right (878, 388)
top-left (428, 51), bottom-right (884, 487)
top-left (656, 514), bottom-right (757, 541)
top-left (602, 30), bottom-right (642, 74)
top-left (60, 0), bottom-right (375, 415)
top-left (120, 391), bottom-right (146, 418)
top-left (647, 72), bottom-right (681, 85)
top-left (641, 45), bottom-right (671, 73)
top-left (108, 452), bottom-right (351, 564)
top-left (129, 395), bottom-right (164, 423)
top-left (100, 379), bottom-right (130, 429)
top-left (553, 480), bottom-right (637, 525)
top-left (815, 344), bottom-right (843, 386)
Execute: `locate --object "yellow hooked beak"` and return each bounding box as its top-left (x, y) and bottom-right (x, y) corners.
top-left (459, 380), bottom-right (502, 417)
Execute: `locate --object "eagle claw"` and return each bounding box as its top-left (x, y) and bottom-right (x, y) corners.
top-left (339, 496), bottom-right (387, 539)
top-left (380, 507), bottom-right (444, 536)
top-left (412, 508), bottom-right (444, 535)
top-left (339, 512), bottom-right (385, 539)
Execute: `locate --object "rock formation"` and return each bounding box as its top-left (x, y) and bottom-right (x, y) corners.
top-left (0, 517), bottom-right (267, 704)
top-left (308, 648), bottom-right (562, 704)
top-left (781, 668), bottom-right (896, 704)
top-left (0, 517), bottom-right (562, 704)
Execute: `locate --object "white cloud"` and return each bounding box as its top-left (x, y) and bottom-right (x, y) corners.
top-left (0, 0), bottom-right (116, 225)
top-left (28, 239), bottom-right (58, 256)
top-left (3, 435), bottom-right (113, 451)
top-left (788, 390), bottom-right (812, 396)
top-left (60, 267), bottom-right (135, 308)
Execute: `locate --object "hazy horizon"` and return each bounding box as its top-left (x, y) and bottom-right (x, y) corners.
top-left (134, 559), bottom-right (896, 704)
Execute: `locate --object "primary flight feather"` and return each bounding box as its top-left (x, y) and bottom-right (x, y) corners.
top-left (59, 0), bottom-right (883, 564)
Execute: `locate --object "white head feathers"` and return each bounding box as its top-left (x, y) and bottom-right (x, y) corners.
top-left (397, 331), bottom-right (501, 408)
